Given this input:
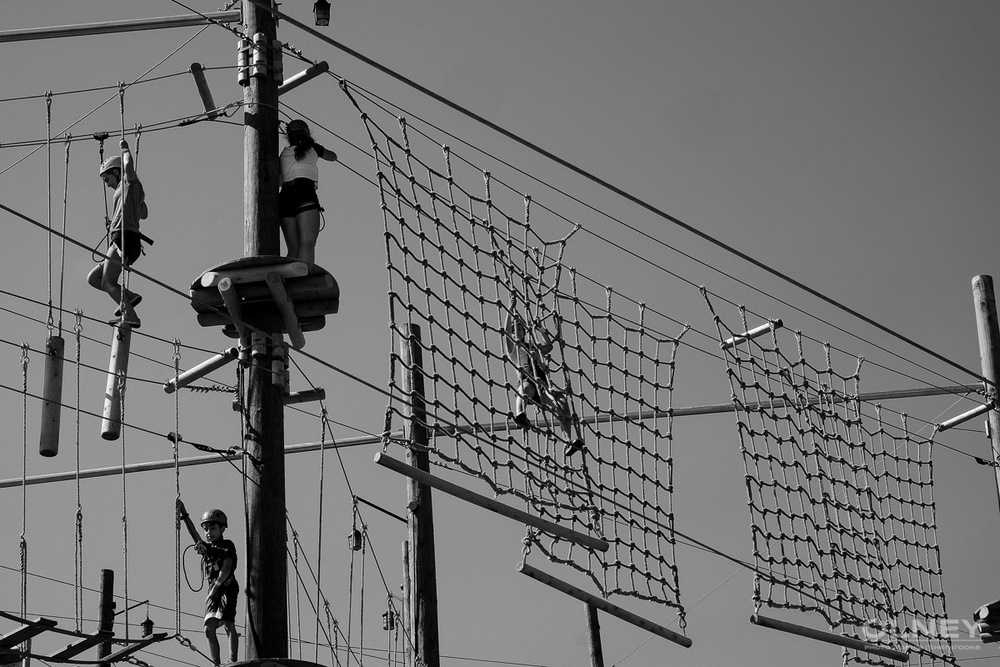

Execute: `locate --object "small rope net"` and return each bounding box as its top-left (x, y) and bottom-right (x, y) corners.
top-left (343, 81), bottom-right (687, 625)
top-left (703, 292), bottom-right (956, 666)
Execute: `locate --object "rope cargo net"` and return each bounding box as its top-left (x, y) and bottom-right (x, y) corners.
top-left (703, 293), bottom-right (956, 667)
top-left (343, 82), bottom-right (688, 626)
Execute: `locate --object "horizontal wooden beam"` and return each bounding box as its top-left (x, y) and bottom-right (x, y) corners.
top-left (374, 451), bottom-right (609, 552)
top-left (518, 562), bottom-right (692, 648)
top-left (750, 614), bottom-right (909, 663)
top-left (0, 11), bottom-right (241, 43)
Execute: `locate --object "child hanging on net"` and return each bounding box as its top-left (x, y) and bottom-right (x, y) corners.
top-left (176, 499), bottom-right (239, 666)
top-left (503, 307), bottom-right (585, 456)
top-left (279, 119), bottom-right (337, 264)
top-left (87, 138), bottom-right (146, 328)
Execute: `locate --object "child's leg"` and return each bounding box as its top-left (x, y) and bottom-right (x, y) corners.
top-left (296, 209), bottom-right (321, 264)
top-left (280, 216), bottom-right (300, 259)
top-left (87, 263), bottom-right (104, 290)
top-left (99, 246), bottom-right (126, 306)
top-left (224, 621), bottom-right (239, 663)
top-left (205, 618), bottom-right (222, 666)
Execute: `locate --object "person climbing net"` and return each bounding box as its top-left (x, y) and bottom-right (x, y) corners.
top-left (503, 307), bottom-right (585, 456)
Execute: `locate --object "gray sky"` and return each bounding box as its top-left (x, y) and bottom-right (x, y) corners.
top-left (2, 2), bottom-right (1000, 666)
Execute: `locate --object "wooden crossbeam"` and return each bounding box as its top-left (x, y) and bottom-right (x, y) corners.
top-left (100, 632), bottom-right (169, 663)
top-left (750, 614), bottom-right (909, 663)
top-left (518, 562), bottom-right (692, 648)
top-left (46, 631), bottom-right (113, 660)
top-left (0, 615), bottom-right (58, 648)
top-left (374, 451), bottom-right (609, 552)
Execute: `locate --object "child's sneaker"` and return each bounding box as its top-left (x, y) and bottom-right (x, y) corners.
top-left (564, 438), bottom-right (585, 457)
top-left (511, 411), bottom-right (530, 428)
top-left (114, 293), bottom-right (142, 317)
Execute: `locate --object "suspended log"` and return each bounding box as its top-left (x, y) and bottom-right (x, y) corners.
top-left (101, 323), bottom-right (133, 441)
top-left (39, 334), bottom-right (65, 456)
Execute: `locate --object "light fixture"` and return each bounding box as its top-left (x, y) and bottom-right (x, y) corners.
top-left (313, 0), bottom-right (330, 26)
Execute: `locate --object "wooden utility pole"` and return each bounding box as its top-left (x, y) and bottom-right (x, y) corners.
top-left (972, 275), bottom-right (1000, 515)
top-left (241, 0), bottom-right (287, 659)
top-left (96, 569), bottom-right (115, 667)
top-left (401, 325), bottom-right (441, 667)
top-left (586, 604), bottom-right (605, 667)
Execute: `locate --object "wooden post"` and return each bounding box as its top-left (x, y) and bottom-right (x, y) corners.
top-left (401, 541), bottom-right (411, 667)
top-left (586, 604), bottom-right (605, 667)
top-left (972, 275), bottom-right (1000, 515)
top-left (101, 325), bottom-right (131, 441)
top-left (97, 569), bottom-right (115, 667)
top-left (401, 325), bottom-right (440, 667)
top-left (242, 0), bottom-right (287, 659)
top-left (39, 335), bottom-right (65, 456)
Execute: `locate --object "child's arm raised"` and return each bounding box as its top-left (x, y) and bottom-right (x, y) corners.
top-left (176, 498), bottom-right (205, 549)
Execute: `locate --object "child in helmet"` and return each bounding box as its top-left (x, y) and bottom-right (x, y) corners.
top-left (278, 119), bottom-right (337, 264)
top-left (177, 499), bottom-right (239, 666)
top-left (87, 138), bottom-right (147, 328)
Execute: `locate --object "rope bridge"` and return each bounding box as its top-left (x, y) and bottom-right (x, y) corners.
top-left (703, 292), bottom-right (956, 666)
top-left (343, 82), bottom-right (688, 631)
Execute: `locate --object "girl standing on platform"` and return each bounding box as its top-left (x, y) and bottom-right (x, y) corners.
top-left (278, 119), bottom-right (337, 264)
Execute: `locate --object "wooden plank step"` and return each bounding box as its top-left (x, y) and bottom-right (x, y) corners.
top-left (0, 615), bottom-right (58, 649)
top-left (46, 631), bottom-right (113, 660)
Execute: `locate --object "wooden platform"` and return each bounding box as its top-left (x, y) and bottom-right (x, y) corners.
top-left (189, 256), bottom-right (339, 349)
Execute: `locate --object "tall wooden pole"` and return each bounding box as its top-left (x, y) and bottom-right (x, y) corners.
top-left (401, 325), bottom-right (440, 667)
top-left (241, 0), bottom-right (287, 659)
top-left (97, 569), bottom-right (115, 667)
top-left (972, 275), bottom-right (1000, 515)
top-left (586, 604), bottom-right (605, 667)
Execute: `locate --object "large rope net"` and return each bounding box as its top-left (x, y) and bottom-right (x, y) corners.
top-left (703, 292), bottom-right (956, 666)
top-left (342, 81), bottom-right (688, 626)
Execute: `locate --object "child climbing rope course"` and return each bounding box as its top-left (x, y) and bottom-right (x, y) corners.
top-left (87, 138), bottom-right (146, 328)
top-left (177, 499), bottom-right (239, 666)
top-left (503, 308), bottom-right (585, 456)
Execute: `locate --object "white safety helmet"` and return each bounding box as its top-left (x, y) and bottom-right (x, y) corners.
top-left (99, 156), bottom-right (122, 177)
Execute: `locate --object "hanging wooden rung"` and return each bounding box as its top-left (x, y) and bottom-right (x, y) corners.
top-left (39, 334), bottom-right (65, 457)
top-left (518, 562), bottom-right (692, 648)
top-left (0, 614), bottom-right (57, 648)
top-left (101, 322), bottom-right (133, 441)
top-left (46, 630), bottom-right (114, 660)
top-left (750, 614), bottom-right (909, 662)
top-left (374, 451), bottom-right (609, 552)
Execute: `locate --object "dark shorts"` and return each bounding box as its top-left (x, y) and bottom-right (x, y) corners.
top-left (279, 178), bottom-right (321, 218)
top-left (206, 580), bottom-right (239, 624)
top-left (111, 230), bottom-right (142, 266)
